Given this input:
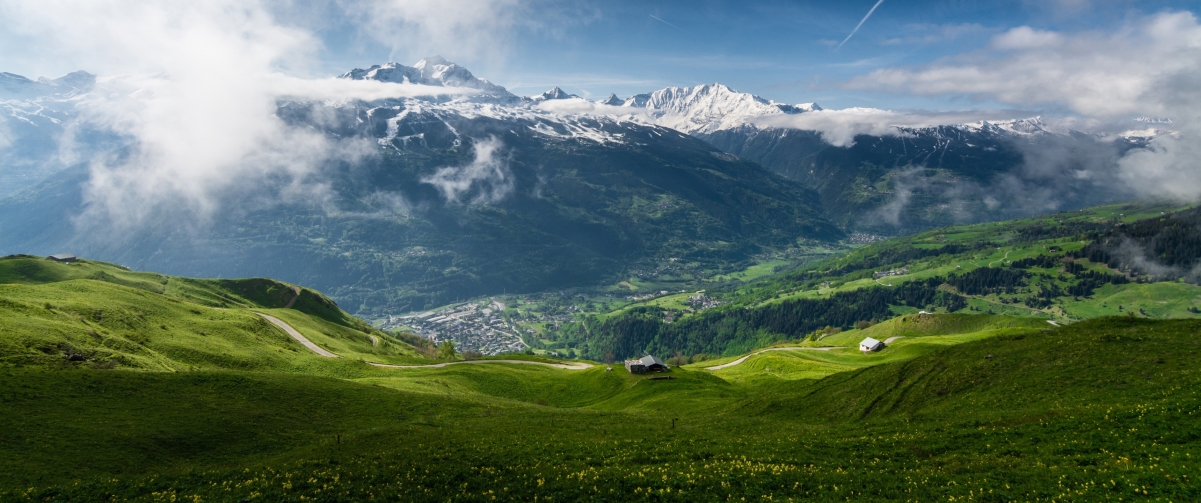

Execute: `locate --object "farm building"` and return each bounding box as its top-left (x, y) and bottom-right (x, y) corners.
top-left (624, 355), bottom-right (669, 374)
top-left (859, 337), bottom-right (884, 352)
top-left (47, 253), bottom-right (76, 263)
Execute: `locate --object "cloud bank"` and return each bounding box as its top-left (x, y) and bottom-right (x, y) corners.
top-left (532, 97), bottom-right (651, 118)
top-left (834, 11), bottom-right (1201, 202)
top-left (753, 108), bottom-right (1028, 147)
top-left (0, 0), bottom-right (480, 230)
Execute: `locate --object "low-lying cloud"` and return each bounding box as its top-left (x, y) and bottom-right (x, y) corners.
top-left (842, 11), bottom-right (1201, 201)
top-left (0, 0), bottom-right (480, 231)
top-left (752, 108), bottom-right (1027, 147)
top-left (533, 98), bottom-right (642, 117)
top-left (421, 136), bottom-right (514, 205)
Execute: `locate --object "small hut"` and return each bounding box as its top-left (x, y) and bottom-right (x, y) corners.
top-left (859, 337), bottom-right (884, 352)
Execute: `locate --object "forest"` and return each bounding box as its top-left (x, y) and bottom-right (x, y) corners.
top-left (576, 278), bottom-right (965, 360)
top-left (1073, 206), bottom-right (1201, 283)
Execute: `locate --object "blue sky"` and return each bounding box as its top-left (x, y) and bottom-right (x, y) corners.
top-left (309, 0), bottom-right (1200, 110)
top-left (2, 0), bottom-right (1196, 113)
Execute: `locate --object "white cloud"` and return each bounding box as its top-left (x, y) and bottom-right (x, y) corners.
top-left (347, 0), bottom-right (596, 68)
top-left (532, 97), bottom-right (650, 118)
top-left (1117, 135), bottom-right (1201, 201)
top-left (881, 23), bottom-right (990, 46)
top-left (0, 0), bottom-right (475, 230)
top-left (421, 136), bottom-right (513, 204)
top-left (752, 108), bottom-right (1025, 147)
top-left (991, 26), bottom-right (1062, 50)
top-left (845, 11), bottom-right (1201, 200)
top-left (846, 12), bottom-right (1201, 118)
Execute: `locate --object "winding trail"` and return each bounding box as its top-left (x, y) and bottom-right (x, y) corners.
top-left (884, 336), bottom-right (904, 344)
top-left (258, 313), bottom-right (340, 358)
top-left (368, 360), bottom-right (592, 370)
top-left (704, 346), bottom-right (838, 371)
top-left (988, 250), bottom-right (1011, 267)
top-left (282, 287), bottom-right (301, 309)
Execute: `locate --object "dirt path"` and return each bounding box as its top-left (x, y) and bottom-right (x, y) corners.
top-left (258, 313), bottom-right (340, 358)
top-left (368, 360), bottom-right (592, 370)
top-left (704, 346), bottom-right (838, 371)
top-left (884, 336), bottom-right (904, 344)
top-left (282, 286), bottom-right (301, 309)
top-left (988, 250), bottom-right (1011, 267)
top-left (1047, 320), bottom-right (1061, 327)
top-left (368, 335), bottom-right (379, 347)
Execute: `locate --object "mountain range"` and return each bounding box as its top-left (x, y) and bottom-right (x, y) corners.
top-left (0, 57), bottom-right (1174, 313)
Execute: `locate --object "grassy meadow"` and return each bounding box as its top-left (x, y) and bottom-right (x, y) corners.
top-left (2, 317), bottom-right (1199, 502)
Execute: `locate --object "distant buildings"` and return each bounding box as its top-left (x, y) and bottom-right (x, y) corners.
top-left (875, 268), bottom-right (909, 278)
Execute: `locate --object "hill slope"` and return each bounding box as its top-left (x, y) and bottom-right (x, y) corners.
top-left (2, 317), bottom-right (1197, 501)
top-left (0, 255), bottom-right (422, 372)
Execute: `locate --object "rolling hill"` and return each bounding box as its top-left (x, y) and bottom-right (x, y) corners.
top-left (545, 201), bottom-right (1201, 361)
top-left (0, 254), bottom-right (424, 372)
top-left (2, 314), bottom-right (1197, 501)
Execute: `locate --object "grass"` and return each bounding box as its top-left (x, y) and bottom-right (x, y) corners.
top-left (2, 317), bottom-right (1200, 501)
top-left (0, 255), bottom-right (427, 374)
top-left (687, 314), bottom-right (1049, 384)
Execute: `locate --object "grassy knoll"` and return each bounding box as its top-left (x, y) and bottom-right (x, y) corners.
top-left (688, 314), bottom-right (1049, 384)
top-left (0, 255), bottom-right (425, 373)
top-left (2, 317), bottom-right (1199, 502)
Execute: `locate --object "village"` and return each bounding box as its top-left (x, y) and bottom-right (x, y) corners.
top-left (380, 300), bottom-right (528, 356)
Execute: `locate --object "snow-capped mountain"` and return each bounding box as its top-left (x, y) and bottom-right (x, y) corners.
top-left (612, 83), bottom-right (821, 134)
top-left (0, 70), bottom-right (94, 99)
top-left (0, 57), bottom-right (1182, 310)
top-left (532, 87), bottom-right (577, 101)
top-left (340, 56), bottom-right (516, 101)
top-left (599, 93), bottom-right (623, 106)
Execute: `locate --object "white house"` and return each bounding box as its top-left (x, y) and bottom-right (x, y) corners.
top-left (859, 337), bottom-right (884, 352)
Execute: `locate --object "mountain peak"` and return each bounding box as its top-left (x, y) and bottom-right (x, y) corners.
top-left (339, 58), bottom-right (516, 101)
top-left (1, 70), bottom-right (94, 97)
top-left (600, 93), bottom-right (623, 106)
top-left (615, 82), bottom-right (817, 134)
top-left (415, 55), bottom-right (450, 68)
top-left (534, 87), bottom-right (575, 101)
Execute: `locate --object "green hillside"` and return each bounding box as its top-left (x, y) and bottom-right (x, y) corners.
top-left (0, 255), bottom-right (424, 372)
top-left (2, 317), bottom-right (1198, 501)
top-left (547, 201), bottom-right (1201, 361)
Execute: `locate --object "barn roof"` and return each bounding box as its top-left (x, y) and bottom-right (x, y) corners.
top-left (860, 337), bottom-right (883, 348)
top-left (48, 253), bottom-right (76, 261)
top-left (640, 355), bottom-right (665, 366)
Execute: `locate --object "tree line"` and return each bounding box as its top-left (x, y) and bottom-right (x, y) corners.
top-left (576, 278), bottom-right (965, 361)
top-left (1073, 207), bottom-right (1201, 283)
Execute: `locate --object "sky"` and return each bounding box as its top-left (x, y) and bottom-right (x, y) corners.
top-left (2, 0), bottom-right (1197, 110)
